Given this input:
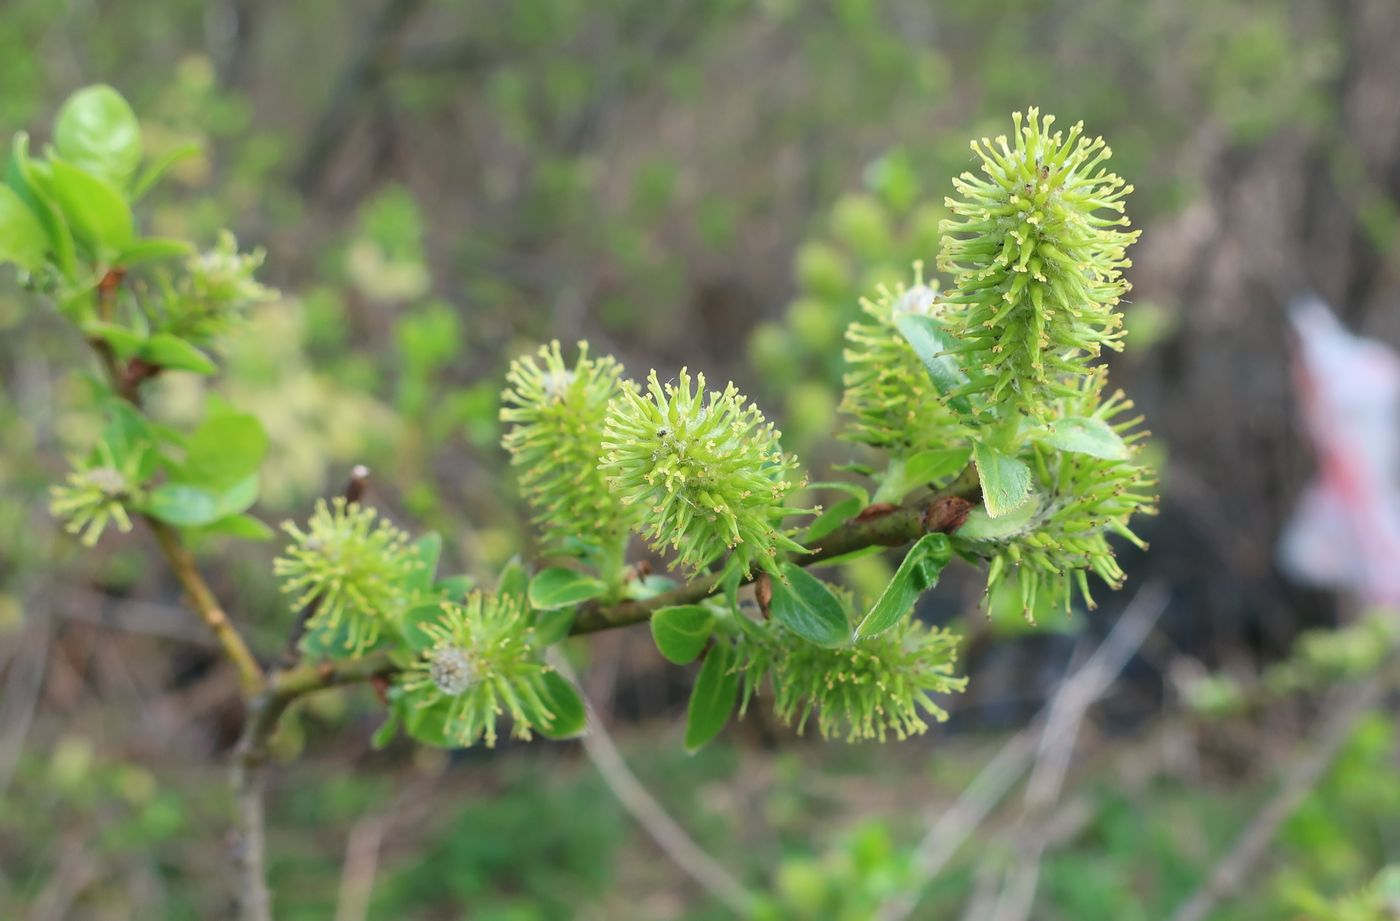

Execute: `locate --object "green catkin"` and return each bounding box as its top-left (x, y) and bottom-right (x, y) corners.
top-left (499, 340), bottom-right (628, 551)
top-left (400, 592), bottom-right (556, 747)
top-left (600, 368), bottom-right (810, 577)
top-left (939, 108), bottom-right (1139, 415)
top-left (273, 498), bottom-right (421, 654)
top-left (839, 262), bottom-right (971, 452)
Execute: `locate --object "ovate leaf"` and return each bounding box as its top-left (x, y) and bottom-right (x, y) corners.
top-left (1032, 416), bottom-right (1130, 460)
top-left (528, 567), bottom-right (607, 610)
top-left (650, 604), bottom-right (714, 664)
top-left (180, 410), bottom-right (267, 488)
top-left (534, 671), bottom-right (587, 739)
top-left (904, 446), bottom-right (972, 485)
top-left (140, 333), bottom-right (216, 374)
top-left (973, 440), bottom-right (1031, 518)
top-left (0, 185), bottom-right (47, 271)
top-left (854, 533), bottom-right (952, 638)
top-left (45, 160), bottom-right (134, 255)
top-left (893, 312), bottom-right (973, 415)
top-left (685, 641), bottom-right (739, 752)
top-left (54, 85), bottom-right (143, 187)
top-left (7, 134), bottom-right (76, 280)
top-left (770, 564), bottom-right (849, 647)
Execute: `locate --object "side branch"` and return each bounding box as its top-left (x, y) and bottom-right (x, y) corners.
top-left (149, 519), bottom-right (265, 695)
top-left (571, 466), bottom-right (981, 634)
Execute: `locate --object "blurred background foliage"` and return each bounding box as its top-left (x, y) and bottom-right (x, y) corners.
top-left (2, 0), bottom-right (1399, 918)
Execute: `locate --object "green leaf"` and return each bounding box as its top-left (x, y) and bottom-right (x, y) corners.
top-left (650, 605), bottom-right (714, 664)
top-left (435, 574), bottom-right (475, 599)
top-left (370, 709), bottom-right (401, 749)
top-left (0, 185), bottom-right (47, 271)
top-left (685, 642), bottom-right (739, 752)
top-left (973, 440), bottom-right (1031, 518)
top-left (497, 557), bottom-right (529, 608)
top-left (140, 333), bottom-right (217, 374)
top-left (403, 695), bottom-right (458, 748)
top-left (804, 496), bottom-right (863, 543)
top-left (54, 85), bottom-right (143, 187)
top-left (854, 533), bottom-right (952, 638)
top-left (534, 671), bottom-right (587, 739)
top-left (956, 491), bottom-right (1044, 542)
top-left (198, 513), bottom-right (274, 541)
top-left (407, 532), bottom-right (443, 594)
top-left (398, 602), bottom-right (447, 652)
top-left (181, 410), bottom-right (267, 488)
top-left (893, 312), bottom-right (973, 415)
top-left (131, 143), bottom-right (200, 201)
top-left (82, 320), bottom-right (145, 359)
top-left (7, 134), bottom-right (76, 280)
top-left (45, 160), bottom-right (134, 254)
top-left (116, 237), bottom-right (192, 267)
top-left (528, 568), bottom-right (607, 610)
top-left (143, 483), bottom-right (220, 527)
top-left (770, 564), bottom-right (849, 647)
top-left (904, 446), bottom-right (972, 485)
top-left (1032, 416), bottom-right (1130, 461)
top-left (626, 574), bottom-right (678, 600)
top-left (531, 608), bottom-right (576, 646)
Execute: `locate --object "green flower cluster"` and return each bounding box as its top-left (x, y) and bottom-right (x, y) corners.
top-left (956, 376), bottom-right (1156, 616)
top-left (399, 592), bottom-right (563, 748)
top-left (49, 440), bottom-right (147, 547)
top-left (499, 340), bottom-right (627, 551)
top-left (839, 263), bottom-right (969, 453)
top-left (166, 230), bottom-right (276, 343)
top-left (601, 369), bottom-right (808, 577)
top-left (939, 108), bottom-right (1139, 413)
top-left (765, 620), bottom-right (966, 742)
top-left (273, 498), bottom-right (422, 654)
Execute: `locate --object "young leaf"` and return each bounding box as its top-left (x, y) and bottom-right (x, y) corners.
top-left (956, 490), bottom-right (1044, 542)
top-left (45, 160), bottom-right (134, 254)
top-left (116, 237), bottom-right (193, 267)
top-left (131, 143), bottom-right (200, 201)
top-left (893, 312), bottom-right (973, 415)
top-left (143, 483), bottom-right (220, 527)
top-left (973, 440), bottom-right (1031, 518)
top-left (904, 446), bottom-right (972, 485)
top-left (0, 185), bottom-right (47, 271)
top-left (854, 533), bottom-right (952, 638)
top-left (528, 567), bottom-right (607, 610)
top-left (398, 602), bottom-right (447, 653)
top-left (198, 513), bottom-right (275, 542)
top-left (54, 85), bottom-right (143, 186)
top-left (1032, 416), bottom-right (1130, 460)
top-left (804, 495), bottom-right (863, 543)
top-left (81, 321), bottom-right (145, 359)
top-left (7, 134), bottom-right (77, 281)
top-left (650, 604), bottom-right (714, 665)
top-left (140, 333), bottom-right (217, 374)
top-left (497, 557), bottom-right (529, 608)
top-left (769, 564), bottom-right (849, 647)
top-left (180, 410), bottom-right (267, 488)
top-left (406, 532), bottom-right (443, 594)
top-left (531, 607), bottom-right (576, 645)
top-left (685, 641), bottom-right (739, 752)
top-left (534, 671), bottom-right (587, 739)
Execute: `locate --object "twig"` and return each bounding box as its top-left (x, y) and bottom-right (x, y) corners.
top-left (1164, 667), bottom-right (1390, 921)
top-left (333, 814), bottom-right (387, 921)
top-left (149, 519), bottom-right (265, 695)
top-left (874, 582), bottom-right (1170, 921)
top-left (571, 466), bottom-right (981, 634)
top-left (551, 653), bottom-right (758, 918)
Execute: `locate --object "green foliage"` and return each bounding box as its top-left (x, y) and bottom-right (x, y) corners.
top-left (602, 368), bottom-right (809, 578)
top-left (49, 436), bottom-right (147, 545)
top-left (274, 498), bottom-right (421, 654)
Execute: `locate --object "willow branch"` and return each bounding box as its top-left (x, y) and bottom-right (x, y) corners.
top-left (149, 520), bottom-right (265, 695)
